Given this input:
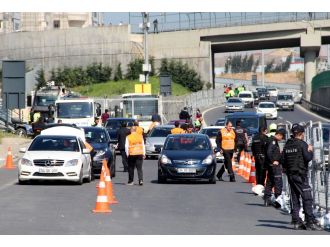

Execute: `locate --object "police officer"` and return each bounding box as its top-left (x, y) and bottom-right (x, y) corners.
top-left (171, 121), bottom-right (185, 134)
top-left (216, 121), bottom-right (236, 182)
top-left (267, 123), bottom-right (277, 137)
top-left (125, 126), bottom-right (146, 186)
top-left (282, 124), bottom-right (323, 231)
top-left (251, 126), bottom-right (269, 186)
top-left (264, 128), bottom-right (286, 207)
top-left (235, 120), bottom-right (248, 163)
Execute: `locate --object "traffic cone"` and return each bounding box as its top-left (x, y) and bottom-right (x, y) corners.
top-left (92, 179), bottom-right (112, 213)
top-left (96, 164), bottom-right (106, 189)
top-left (248, 156), bottom-right (257, 184)
top-left (245, 153), bottom-right (252, 180)
top-left (4, 147), bottom-right (15, 169)
top-left (103, 160), bottom-right (118, 204)
top-left (237, 151), bottom-right (245, 176)
top-left (242, 153), bottom-right (249, 178)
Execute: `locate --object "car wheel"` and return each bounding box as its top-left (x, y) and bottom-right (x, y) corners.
top-left (18, 179), bottom-right (29, 185)
top-left (15, 128), bottom-right (27, 137)
top-left (291, 108), bottom-right (294, 111)
top-left (85, 165), bottom-right (92, 183)
top-left (76, 168), bottom-right (84, 185)
top-left (158, 170), bottom-right (167, 183)
top-left (209, 176), bottom-right (216, 184)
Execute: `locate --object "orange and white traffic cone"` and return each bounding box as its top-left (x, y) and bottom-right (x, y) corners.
top-left (244, 153), bottom-right (252, 181)
top-left (237, 151), bottom-right (245, 176)
top-left (96, 164), bottom-right (106, 189)
top-left (92, 179), bottom-right (112, 213)
top-left (249, 156), bottom-right (257, 184)
top-left (4, 147), bottom-right (15, 169)
top-left (103, 160), bottom-right (118, 204)
top-left (242, 153), bottom-right (249, 178)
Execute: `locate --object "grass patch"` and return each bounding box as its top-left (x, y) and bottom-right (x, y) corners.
top-left (72, 76), bottom-right (191, 97)
top-left (0, 131), bottom-right (21, 144)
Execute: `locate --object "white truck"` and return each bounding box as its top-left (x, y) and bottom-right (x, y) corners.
top-left (54, 97), bottom-right (101, 126)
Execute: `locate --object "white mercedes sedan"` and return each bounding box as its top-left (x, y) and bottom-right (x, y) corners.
top-left (18, 134), bottom-right (92, 185)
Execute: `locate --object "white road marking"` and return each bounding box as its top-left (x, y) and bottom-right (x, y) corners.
top-left (286, 120), bottom-right (293, 126)
top-left (278, 116), bottom-right (283, 120)
top-left (202, 104), bottom-right (225, 126)
top-left (296, 104), bottom-right (330, 122)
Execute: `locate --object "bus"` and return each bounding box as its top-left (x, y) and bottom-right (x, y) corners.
top-left (121, 93), bottom-right (160, 132)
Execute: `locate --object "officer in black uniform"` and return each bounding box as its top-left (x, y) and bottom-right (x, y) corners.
top-left (282, 123), bottom-right (323, 231)
top-left (235, 120), bottom-right (248, 163)
top-left (264, 128), bottom-right (286, 207)
top-left (251, 126), bottom-right (269, 186)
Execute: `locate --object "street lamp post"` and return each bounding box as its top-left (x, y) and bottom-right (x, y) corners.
top-left (261, 49), bottom-right (265, 87)
top-left (141, 12), bottom-right (150, 84)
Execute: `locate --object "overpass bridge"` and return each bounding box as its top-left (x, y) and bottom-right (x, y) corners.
top-left (148, 18), bottom-right (330, 101)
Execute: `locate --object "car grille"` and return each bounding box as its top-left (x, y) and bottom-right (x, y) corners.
top-left (33, 172), bottom-right (64, 177)
top-left (173, 160), bottom-right (200, 165)
top-left (167, 167), bottom-right (206, 177)
top-left (33, 159), bottom-right (65, 167)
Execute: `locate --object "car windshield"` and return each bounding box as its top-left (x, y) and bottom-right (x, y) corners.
top-left (215, 119), bottom-right (225, 125)
top-left (57, 102), bottom-right (93, 118)
top-left (200, 128), bottom-right (219, 138)
top-left (106, 119), bottom-right (134, 129)
top-left (239, 94), bottom-right (252, 98)
top-left (278, 95), bottom-right (293, 100)
top-left (149, 128), bottom-right (172, 137)
top-left (257, 89), bottom-right (267, 92)
top-left (227, 99), bottom-right (242, 103)
top-left (226, 117), bottom-right (258, 129)
top-left (84, 129), bottom-right (109, 143)
top-left (259, 103), bottom-right (275, 108)
top-left (164, 136), bottom-right (210, 151)
top-left (267, 88), bottom-right (277, 91)
top-left (35, 95), bottom-right (57, 106)
top-left (29, 136), bottom-right (79, 152)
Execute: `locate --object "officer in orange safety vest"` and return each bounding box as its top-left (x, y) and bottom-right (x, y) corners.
top-left (171, 121), bottom-right (185, 134)
top-left (216, 120), bottom-right (237, 182)
top-left (125, 126), bottom-right (146, 186)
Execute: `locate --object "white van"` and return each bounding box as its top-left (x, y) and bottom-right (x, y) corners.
top-left (238, 91), bottom-right (254, 108)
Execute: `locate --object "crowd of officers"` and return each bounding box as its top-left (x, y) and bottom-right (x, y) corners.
top-left (224, 84), bottom-right (246, 100)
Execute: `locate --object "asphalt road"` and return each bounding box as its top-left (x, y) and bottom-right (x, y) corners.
top-left (0, 105), bottom-right (328, 235)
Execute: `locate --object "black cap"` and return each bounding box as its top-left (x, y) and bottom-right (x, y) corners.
top-left (291, 123), bottom-right (305, 134)
top-left (276, 128), bottom-right (286, 136)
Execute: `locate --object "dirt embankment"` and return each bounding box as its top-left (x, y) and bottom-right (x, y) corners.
top-left (0, 137), bottom-right (32, 167)
top-left (217, 72), bottom-right (303, 84)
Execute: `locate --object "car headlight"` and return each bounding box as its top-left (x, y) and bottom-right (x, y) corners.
top-left (20, 158), bottom-right (32, 166)
top-left (95, 150), bottom-right (106, 158)
top-left (202, 155), bottom-right (213, 165)
top-left (146, 140), bottom-right (151, 147)
top-left (65, 159), bottom-right (79, 167)
top-left (160, 155), bottom-right (172, 165)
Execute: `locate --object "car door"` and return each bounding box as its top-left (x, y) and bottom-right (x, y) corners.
top-left (78, 138), bottom-right (90, 175)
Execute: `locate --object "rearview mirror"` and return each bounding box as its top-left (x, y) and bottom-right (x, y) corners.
top-left (19, 147), bottom-right (27, 153)
top-left (82, 148), bottom-right (91, 154)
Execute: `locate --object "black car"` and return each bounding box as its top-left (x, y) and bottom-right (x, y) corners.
top-left (105, 118), bottom-right (135, 145)
top-left (157, 134), bottom-right (217, 184)
top-left (256, 88), bottom-right (270, 101)
top-left (82, 127), bottom-right (116, 178)
top-left (252, 91), bottom-right (260, 105)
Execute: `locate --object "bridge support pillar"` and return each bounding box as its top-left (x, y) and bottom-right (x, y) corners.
top-left (210, 46), bottom-right (215, 89)
top-left (300, 32), bottom-right (321, 101)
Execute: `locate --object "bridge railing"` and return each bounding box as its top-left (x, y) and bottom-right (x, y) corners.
top-left (130, 12), bottom-right (330, 33)
top-left (301, 98), bottom-right (330, 119)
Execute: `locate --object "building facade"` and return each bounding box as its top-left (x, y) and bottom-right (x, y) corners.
top-left (0, 12), bottom-right (20, 33)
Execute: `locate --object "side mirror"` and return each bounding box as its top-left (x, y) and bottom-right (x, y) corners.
top-left (82, 148), bottom-right (91, 154)
top-left (214, 147), bottom-right (220, 153)
top-left (155, 147), bottom-right (162, 153)
top-left (19, 147), bottom-right (27, 153)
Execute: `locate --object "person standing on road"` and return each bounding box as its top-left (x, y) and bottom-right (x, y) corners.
top-left (92, 117), bottom-right (102, 127)
top-left (264, 128), bottom-right (286, 207)
top-left (216, 121), bottom-right (236, 182)
top-left (267, 123), bottom-right (277, 137)
top-left (32, 116), bottom-right (46, 138)
top-left (282, 123), bottom-right (323, 231)
top-left (117, 121), bottom-right (131, 172)
top-left (134, 120), bottom-right (144, 136)
top-left (125, 126), bottom-right (145, 185)
top-left (179, 107), bottom-right (191, 121)
top-left (235, 120), bottom-right (248, 163)
top-left (153, 19), bottom-right (159, 33)
top-left (252, 126), bottom-right (269, 186)
top-left (171, 121), bottom-right (185, 134)
top-left (101, 109), bottom-right (110, 125)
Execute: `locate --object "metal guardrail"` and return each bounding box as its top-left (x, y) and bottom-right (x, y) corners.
top-left (301, 98), bottom-right (330, 119)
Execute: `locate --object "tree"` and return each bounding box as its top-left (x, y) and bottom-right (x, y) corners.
top-left (242, 54), bottom-right (248, 72)
top-left (247, 54), bottom-right (254, 72)
top-left (113, 63), bottom-right (123, 81)
top-left (282, 53), bottom-right (292, 72)
top-left (159, 58), bottom-right (169, 74)
top-left (253, 59), bottom-right (260, 73)
top-left (36, 69), bottom-right (47, 89)
top-left (125, 58), bottom-right (143, 80)
top-left (149, 56), bottom-right (156, 76)
top-left (265, 59), bottom-right (274, 73)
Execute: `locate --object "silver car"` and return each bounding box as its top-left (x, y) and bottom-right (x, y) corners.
top-left (145, 125), bottom-right (174, 159)
top-left (276, 93), bottom-right (294, 111)
top-left (225, 98), bottom-right (244, 113)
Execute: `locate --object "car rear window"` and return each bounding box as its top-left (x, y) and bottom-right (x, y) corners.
top-left (226, 117), bottom-right (258, 129)
top-left (106, 119), bottom-right (134, 129)
top-left (259, 103), bottom-right (275, 108)
top-left (239, 94), bottom-right (252, 98)
top-left (84, 129), bottom-right (109, 143)
top-left (164, 136), bottom-right (210, 151)
top-left (227, 98), bottom-right (242, 103)
top-left (277, 95), bottom-right (293, 100)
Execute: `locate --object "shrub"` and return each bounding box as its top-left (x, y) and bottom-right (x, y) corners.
top-left (36, 69), bottom-right (47, 89)
top-left (125, 58), bottom-right (143, 80)
top-left (113, 63), bottom-right (123, 81)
